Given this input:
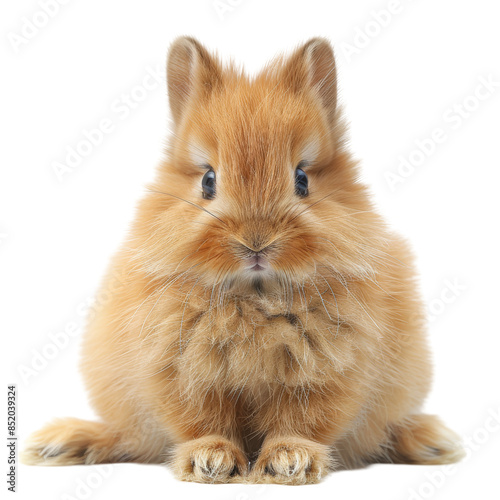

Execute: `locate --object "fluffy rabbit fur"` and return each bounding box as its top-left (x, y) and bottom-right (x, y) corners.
top-left (22, 37), bottom-right (464, 484)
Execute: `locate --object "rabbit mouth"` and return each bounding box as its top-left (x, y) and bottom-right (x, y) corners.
top-left (245, 253), bottom-right (269, 272)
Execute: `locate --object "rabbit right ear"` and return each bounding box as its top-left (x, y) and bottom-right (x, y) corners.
top-left (280, 38), bottom-right (338, 125)
top-left (167, 36), bottom-right (223, 127)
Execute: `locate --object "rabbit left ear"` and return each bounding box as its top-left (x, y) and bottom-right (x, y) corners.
top-left (167, 36), bottom-right (223, 128)
top-left (281, 38), bottom-right (338, 124)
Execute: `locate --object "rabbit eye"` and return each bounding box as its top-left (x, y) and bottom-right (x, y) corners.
top-left (202, 169), bottom-right (216, 199)
top-left (295, 167), bottom-right (308, 197)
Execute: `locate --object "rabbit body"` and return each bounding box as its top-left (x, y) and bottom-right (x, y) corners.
top-left (22, 37), bottom-right (463, 484)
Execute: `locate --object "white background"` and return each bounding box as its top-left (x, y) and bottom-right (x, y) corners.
top-left (2, 0), bottom-right (499, 499)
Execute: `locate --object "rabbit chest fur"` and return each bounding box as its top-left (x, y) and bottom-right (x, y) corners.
top-left (174, 291), bottom-right (356, 391)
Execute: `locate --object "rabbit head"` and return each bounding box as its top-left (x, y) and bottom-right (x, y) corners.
top-left (134, 37), bottom-right (385, 294)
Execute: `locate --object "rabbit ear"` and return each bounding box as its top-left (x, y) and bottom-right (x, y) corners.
top-left (167, 37), bottom-right (223, 127)
top-left (282, 38), bottom-right (338, 123)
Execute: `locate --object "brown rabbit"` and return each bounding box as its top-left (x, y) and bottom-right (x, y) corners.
top-left (22, 37), bottom-right (464, 484)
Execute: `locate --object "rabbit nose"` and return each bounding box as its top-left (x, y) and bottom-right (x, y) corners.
top-left (242, 233), bottom-right (272, 253)
top-left (241, 242), bottom-right (269, 253)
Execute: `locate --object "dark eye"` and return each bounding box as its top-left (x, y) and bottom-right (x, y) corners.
top-left (202, 169), bottom-right (216, 199)
top-left (295, 167), bottom-right (308, 197)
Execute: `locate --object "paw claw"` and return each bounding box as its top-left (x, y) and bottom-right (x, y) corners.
top-left (264, 464), bottom-right (276, 476)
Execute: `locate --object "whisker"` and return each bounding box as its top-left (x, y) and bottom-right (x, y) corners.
top-left (147, 188), bottom-right (227, 226)
top-left (288, 192), bottom-right (337, 223)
